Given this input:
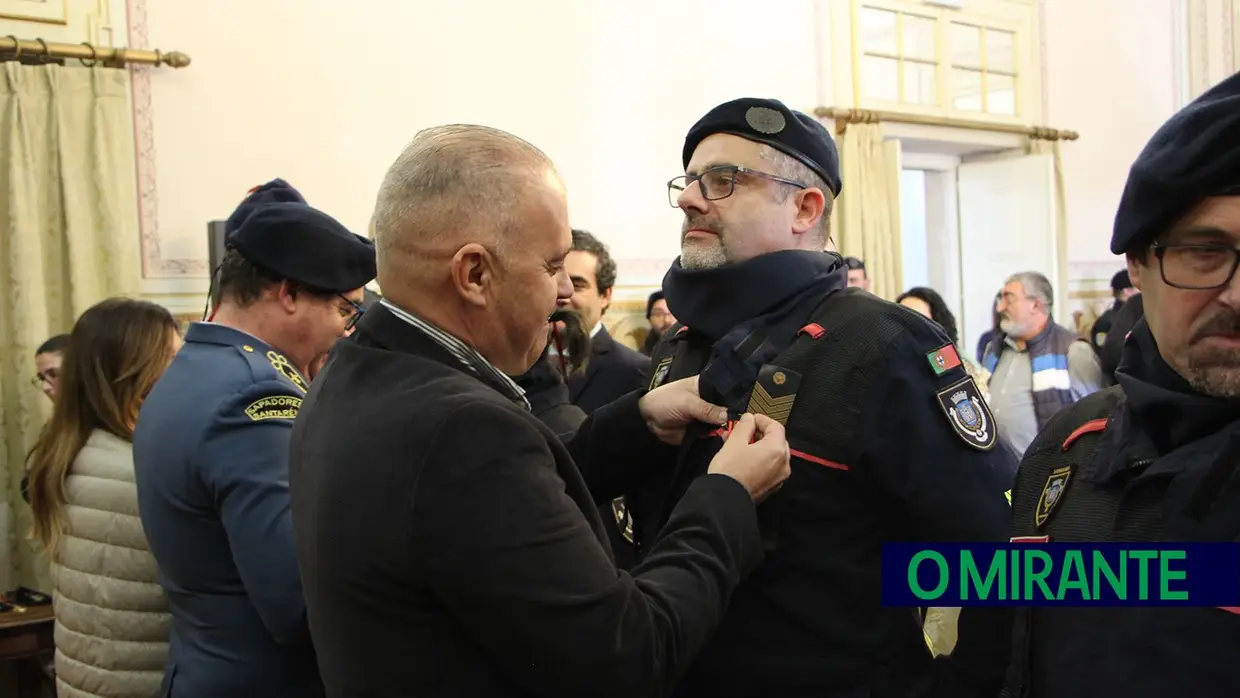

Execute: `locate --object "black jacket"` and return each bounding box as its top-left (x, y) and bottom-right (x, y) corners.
top-left (516, 355), bottom-right (587, 440)
top-left (1007, 385), bottom-right (1240, 697)
top-left (568, 325), bottom-right (650, 414)
top-left (631, 290), bottom-right (1014, 698)
top-left (288, 305), bottom-right (764, 698)
top-left (1100, 293), bottom-right (1143, 381)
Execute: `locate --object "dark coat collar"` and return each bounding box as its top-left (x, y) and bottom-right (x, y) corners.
top-left (353, 304), bottom-right (525, 405)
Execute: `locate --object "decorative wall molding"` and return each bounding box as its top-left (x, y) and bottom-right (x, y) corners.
top-left (613, 257), bottom-right (674, 298)
top-left (1224, 0), bottom-right (1236, 73)
top-left (0, 0), bottom-right (68, 25)
top-left (127, 0), bottom-right (205, 280)
top-left (1186, 0), bottom-right (1236, 100)
top-left (1171, 0), bottom-right (1192, 109)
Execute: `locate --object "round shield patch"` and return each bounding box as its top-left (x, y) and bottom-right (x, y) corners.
top-left (745, 106), bottom-right (786, 134)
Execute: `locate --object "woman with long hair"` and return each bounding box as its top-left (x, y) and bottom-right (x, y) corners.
top-left (26, 297), bottom-right (182, 698)
top-left (896, 286), bottom-right (993, 401)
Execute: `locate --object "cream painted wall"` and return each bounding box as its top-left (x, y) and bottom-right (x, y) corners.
top-left (1043, 0), bottom-right (1236, 312)
top-left (1041, 0), bottom-right (1182, 285)
top-left (141, 0), bottom-right (822, 309)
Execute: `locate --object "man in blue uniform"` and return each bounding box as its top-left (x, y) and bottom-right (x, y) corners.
top-left (133, 181), bottom-right (376, 698)
top-left (630, 98), bottom-right (1016, 697)
top-left (1003, 71), bottom-right (1240, 698)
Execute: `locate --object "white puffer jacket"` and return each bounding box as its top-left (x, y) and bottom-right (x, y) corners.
top-left (51, 430), bottom-right (170, 698)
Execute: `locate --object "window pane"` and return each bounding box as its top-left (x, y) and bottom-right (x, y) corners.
top-left (863, 55), bottom-right (900, 102)
top-left (986, 29), bottom-right (1016, 74)
top-left (902, 14), bottom-right (937, 61)
top-left (951, 22), bottom-right (982, 69)
top-left (952, 68), bottom-right (983, 111)
top-left (903, 62), bottom-right (937, 105)
top-left (860, 7), bottom-right (898, 55)
top-left (987, 73), bottom-right (1017, 115)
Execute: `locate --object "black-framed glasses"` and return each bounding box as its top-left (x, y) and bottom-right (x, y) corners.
top-left (1152, 242), bottom-right (1240, 290)
top-left (31, 369), bottom-right (58, 388)
top-left (667, 165), bottom-right (807, 208)
top-left (338, 294), bottom-right (365, 331)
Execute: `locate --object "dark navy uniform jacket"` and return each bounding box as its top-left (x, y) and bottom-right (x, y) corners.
top-left (133, 323), bottom-right (320, 698)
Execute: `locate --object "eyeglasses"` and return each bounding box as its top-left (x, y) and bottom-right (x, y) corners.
top-left (667, 165), bottom-right (807, 208)
top-left (338, 294), bottom-right (365, 331)
top-left (1152, 242), bottom-right (1240, 290)
top-left (31, 369), bottom-right (58, 388)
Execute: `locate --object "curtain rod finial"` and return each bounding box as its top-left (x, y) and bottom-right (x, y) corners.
top-left (164, 51), bottom-right (191, 68)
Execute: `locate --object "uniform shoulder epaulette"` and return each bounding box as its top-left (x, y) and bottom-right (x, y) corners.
top-left (230, 342), bottom-right (309, 393)
top-left (1024, 386), bottom-right (1123, 457)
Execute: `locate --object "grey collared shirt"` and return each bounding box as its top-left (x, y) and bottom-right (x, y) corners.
top-left (380, 299), bottom-right (531, 410)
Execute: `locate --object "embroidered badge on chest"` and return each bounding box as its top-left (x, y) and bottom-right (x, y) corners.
top-left (747, 364), bottom-right (801, 426)
top-left (267, 350), bottom-right (309, 392)
top-left (935, 376), bottom-right (996, 451)
top-left (649, 356), bottom-right (673, 390)
top-left (1035, 466), bottom-right (1073, 529)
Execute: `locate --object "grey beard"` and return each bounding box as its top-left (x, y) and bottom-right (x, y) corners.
top-left (1184, 352), bottom-right (1240, 398)
top-left (680, 244), bottom-right (729, 270)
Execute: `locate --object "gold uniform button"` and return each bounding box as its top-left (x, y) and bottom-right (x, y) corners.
top-left (242, 345), bottom-right (254, 352)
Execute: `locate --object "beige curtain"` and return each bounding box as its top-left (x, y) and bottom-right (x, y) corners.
top-left (0, 64), bottom-right (141, 590)
top-left (833, 122), bottom-right (903, 299)
top-left (1026, 138), bottom-right (1070, 327)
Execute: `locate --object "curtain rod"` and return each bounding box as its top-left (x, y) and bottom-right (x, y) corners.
top-left (0, 36), bottom-right (190, 68)
top-left (814, 106), bottom-right (1078, 141)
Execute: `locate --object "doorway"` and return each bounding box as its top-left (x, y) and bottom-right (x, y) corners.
top-left (894, 136), bottom-right (1061, 360)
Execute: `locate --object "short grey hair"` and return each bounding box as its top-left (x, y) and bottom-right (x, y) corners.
top-left (371, 125), bottom-right (557, 278)
top-left (1007, 271), bottom-right (1054, 313)
top-left (758, 144), bottom-right (834, 244)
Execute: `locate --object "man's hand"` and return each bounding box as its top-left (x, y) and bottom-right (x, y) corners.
top-left (638, 376), bottom-right (728, 445)
top-left (708, 413), bottom-right (791, 502)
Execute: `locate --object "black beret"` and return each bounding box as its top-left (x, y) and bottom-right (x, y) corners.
top-left (228, 202), bottom-right (377, 293)
top-left (225, 178), bottom-right (307, 234)
top-left (1111, 71), bottom-right (1240, 254)
top-left (645, 290), bottom-right (664, 318)
top-left (683, 97), bottom-right (841, 196)
top-left (1110, 269), bottom-right (1131, 292)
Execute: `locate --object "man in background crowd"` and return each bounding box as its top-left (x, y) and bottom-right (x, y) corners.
top-left (984, 271), bottom-right (1104, 456)
top-left (32, 334), bottom-right (67, 401)
top-left (1089, 269), bottom-right (1138, 353)
top-left (134, 187), bottom-right (375, 698)
top-left (843, 255), bottom-right (870, 289)
top-left (563, 229), bottom-right (649, 413)
top-left (641, 290), bottom-right (677, 355)
top-left (1099, 291), bottom-right (1145, 380)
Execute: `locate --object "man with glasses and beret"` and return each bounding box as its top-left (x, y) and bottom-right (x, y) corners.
top-left (1004, 72), bottom-right (1240, 698)
top-left (133, 184), bottom-right (375, 698)
top-left (623, 97), bottom-right (1015, 697)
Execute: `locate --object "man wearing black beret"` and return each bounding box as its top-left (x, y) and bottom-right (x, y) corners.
top-left (132, 186), bottom-right (375, 698)
top-left (1005, 72), bottom-right (1240, 698)
top-left (625, 96), bottom-right (1015, 696)
top-left (1088, 268), bottom-right (1138, 355)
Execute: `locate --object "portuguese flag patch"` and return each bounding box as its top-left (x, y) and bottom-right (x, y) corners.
top-left (926, 344), bottom-right (962, 375)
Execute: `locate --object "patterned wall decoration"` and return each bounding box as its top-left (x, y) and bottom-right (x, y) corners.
top-left (126, 0), bottom-right (205, 279)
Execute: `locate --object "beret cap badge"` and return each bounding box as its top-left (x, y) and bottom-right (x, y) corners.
top-left (745, 106), bottom-right (787, 134)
